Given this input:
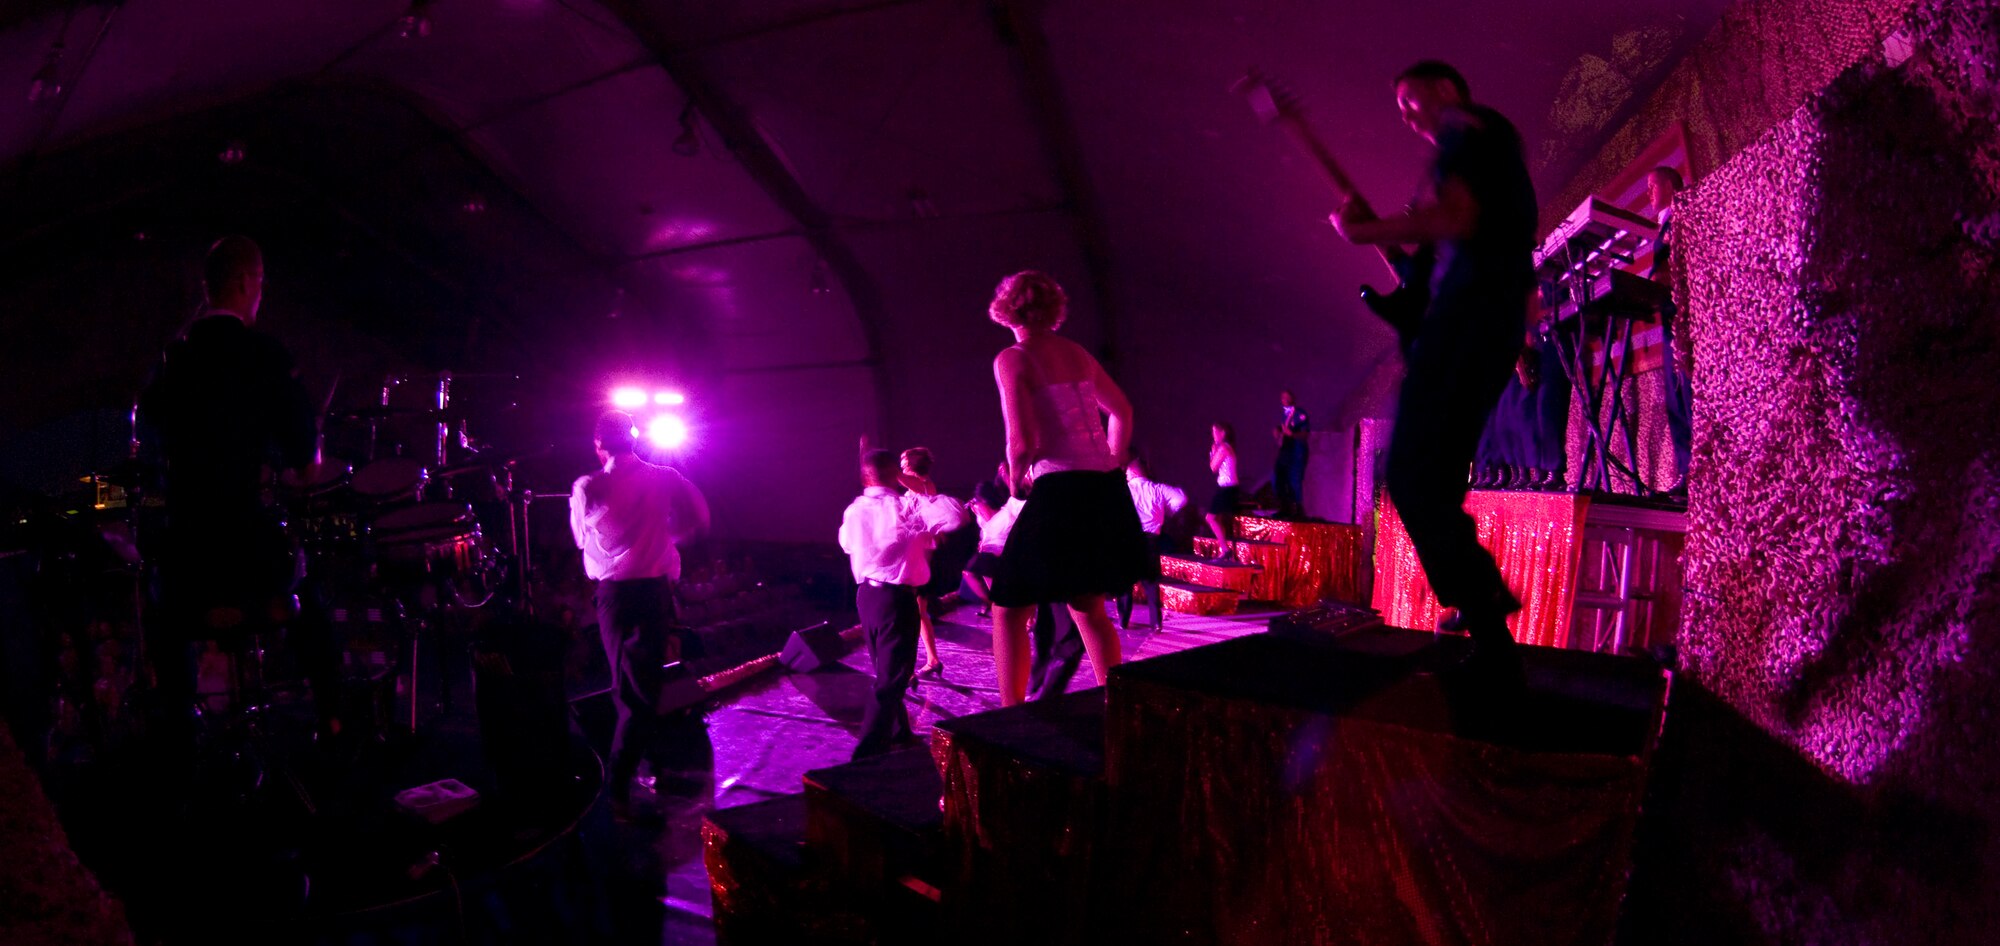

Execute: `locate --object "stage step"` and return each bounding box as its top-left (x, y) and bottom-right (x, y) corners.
top-left (1157, 578), bottom-right (1242, 616)
top-left (1157, 553), bottom-right (1261, 594)
top-left (1190, 537), bottom-right (1289, 600)
top-left (803, 747), bottom-right (946, 901)
top-left (703, 795), bottom-right (867, 945)
top-left (1101, 626), bottom-right (1670, 945)
top-left (931, 689), bottom-right (1108, 943)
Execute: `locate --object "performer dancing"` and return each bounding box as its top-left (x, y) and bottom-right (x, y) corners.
top-left (900, 446), bottom-right (952, 676)
top-left (963, 480), bottom-right (1085, 701)
top-left (985, 271), bottom-right (1150, 707)
top-left (1271, 390), bottom-right (1310, 519)
top-left (1328, 61), bottom-right (1535, 664)
top-left (569, 410), bottom-right (711, 812)
top-left (140, 235), bottom-right (329, 750)
top-left (1204, 422), bottom-right (1240, 560)
top-left (1117, 455), bottom-right (1187, 630)
top-left (961, 481), bottom-right (1019, 616)
top-left (839, 449), bottom-right (967, 757)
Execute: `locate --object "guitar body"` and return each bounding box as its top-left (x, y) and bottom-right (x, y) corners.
top-left (1359, 244), bottom-right (1435, 348)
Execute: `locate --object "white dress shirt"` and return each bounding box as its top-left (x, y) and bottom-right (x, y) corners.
top-left (977, 497), bottom-right (1027, 554)
top-left (1127, 473), bottom-right (1189, 535)
top-left (570, 455), bottom-right (709, 581)
top-left (839, 487), bottom-right (969, 586)
top-left (1213, 445), bottom-right (1239, 488)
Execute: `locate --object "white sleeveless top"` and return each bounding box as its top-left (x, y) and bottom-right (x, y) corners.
top-left (1015, 343), bottom-right (1116, 478)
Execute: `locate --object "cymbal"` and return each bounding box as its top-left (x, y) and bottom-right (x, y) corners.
top-left (434, 445), bottom-right (550, 478)
top-left (328, 405), bottom-right (440, 421)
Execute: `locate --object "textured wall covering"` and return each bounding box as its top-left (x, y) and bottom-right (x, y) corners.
top-left (1542, 0), bottom-right (1921, 234)
top-left (1635, 1), bottom-right (2000, 942)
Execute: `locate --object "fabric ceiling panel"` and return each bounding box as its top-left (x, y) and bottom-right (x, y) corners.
top-left (683, 0), bottom-right (1063, 223)
top-left (337, 0), bottom-right (649, 127)
top-left (39, 1), bottom-right (400, 149)
top-left (470, 64), bottom-right (797, 259)
top-left (621, 236), bottom-right (871, 374)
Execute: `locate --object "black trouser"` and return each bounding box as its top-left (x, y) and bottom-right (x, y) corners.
top-left (1275, 442), bottom-right (1308, 515)
top-left (1116, 533), bottom-right (1167, 629)
top-left (1028, 602), bottom-right (1084, 702)
top-left (1386, 301), bottom-right (1523, 642)
top-left (854, 582), bottom-right (919, 759)
top-left (595, 576), bottom-right (696, 794)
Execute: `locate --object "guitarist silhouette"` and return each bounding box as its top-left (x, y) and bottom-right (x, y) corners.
top-left (1236, 68), bottom-right (1433, 350)
top-left (1248, 61), bottom-right (1539, 674)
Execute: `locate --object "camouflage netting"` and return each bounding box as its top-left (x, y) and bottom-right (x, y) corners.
top-left (1648, 0), bottom-right (2000, 941)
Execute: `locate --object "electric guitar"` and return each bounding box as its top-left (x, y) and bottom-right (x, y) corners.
top-left (1235, 69), bottom-right (1433, 348)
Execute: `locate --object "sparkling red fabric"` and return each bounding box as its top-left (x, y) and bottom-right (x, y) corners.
top-left (1373, 491), bottom-right (1589, 647)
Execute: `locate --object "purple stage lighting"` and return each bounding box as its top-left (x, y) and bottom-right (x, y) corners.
top-left (653, 390), bottom-right (686, 406)
top-left (610, 386), bottom-right (648, 409)
top-left (647, 415), bottom-right (689, 449)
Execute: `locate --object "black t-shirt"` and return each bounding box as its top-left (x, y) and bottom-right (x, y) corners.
top-left (141, 314), bottom-right (316, 518)
top-left (1427, 103), bottom-right (1538, 307)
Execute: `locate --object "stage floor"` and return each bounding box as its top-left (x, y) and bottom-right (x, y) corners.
top-left (650, 600), bottom-right (1279, 944)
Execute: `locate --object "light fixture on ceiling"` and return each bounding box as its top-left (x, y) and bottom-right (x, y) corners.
top-left (809, 259), bottom-right (831, 295)
top-left (461, 193), bottom-right (487, 214)
top-left (671, 101), bottom-right (701, 157)
top-left (397, 0), bottom-right (436, 40)
top-left (218, 140), bottom-right (247, 165)
top-left (26, 42), bottom-right (64, 106)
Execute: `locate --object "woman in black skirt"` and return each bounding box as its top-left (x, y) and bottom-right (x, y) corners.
top-left (985, 271), bottom-right (1152, 706)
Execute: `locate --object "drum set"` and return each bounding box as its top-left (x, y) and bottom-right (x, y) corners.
top-left (289, 374), bottom-right (544, 605)
top-left (274, 373), bottom-right (553, 729)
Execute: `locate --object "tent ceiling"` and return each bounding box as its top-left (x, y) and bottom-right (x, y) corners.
top-left (0, 0), bottom-right (1730, 535)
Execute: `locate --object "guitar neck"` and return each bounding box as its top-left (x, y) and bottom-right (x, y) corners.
top-left (1283, 122), bottom-right (1361, 204)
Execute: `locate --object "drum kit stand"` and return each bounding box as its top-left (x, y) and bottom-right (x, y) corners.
top-left (291, 371), bottom-right (549, 735)
top-left (97, 371), bottom-right (552, 752)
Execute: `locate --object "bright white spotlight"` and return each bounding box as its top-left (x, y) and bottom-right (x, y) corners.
top-left (610, 386), bottom-right (648, 409)
top-left (653, 390), bottom-right (686, 406)
top-left (647, 414), bottom-right (689, 449)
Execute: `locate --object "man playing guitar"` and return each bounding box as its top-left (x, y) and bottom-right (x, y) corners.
top-left (1253, 61), bottom-right (1537, 671)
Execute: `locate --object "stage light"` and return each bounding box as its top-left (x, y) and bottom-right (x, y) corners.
top-left (610, 386), bottom-right (648, 409)
top-left (647, 415), bottom-right (689, 449)
top-left (653, 391), bottom-right (685, 406)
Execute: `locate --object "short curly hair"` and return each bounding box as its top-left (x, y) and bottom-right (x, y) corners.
top-left (988, 270), bottom-right (1068, 331)
top-left (900, 446), bottom-right (934, 476)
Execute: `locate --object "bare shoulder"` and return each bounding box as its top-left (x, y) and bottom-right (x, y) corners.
top-left (993, 345), bottom-right (1030, 377)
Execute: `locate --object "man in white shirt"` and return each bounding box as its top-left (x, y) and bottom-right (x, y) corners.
top-left (570, 411), bottom-right (710, 807)
top-left (1117, 456), bottom-right (1187, 631)
top-left (838, 449), bottom-right (967, 758)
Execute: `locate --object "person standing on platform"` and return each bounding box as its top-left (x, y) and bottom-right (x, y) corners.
top-left (896, 447), bottom-right (966, 680)
top-left (1117, 455), bottom-right (1187, 630)
top-left (1204, 422), bottom-right (1241, 561)
top-left (1648, 166), bottom-right (1693, 492)
top-left (1272, 390), bottom-right (1311, 519)
top-left (839, 448), bottom-right (967, 758)
top-left (570, 410), bottom-right (711, 812)
top-left (985, 270), bottom-right (1151, 707)
top-left (1329, 60), bottom-right (1535, 668)
top-left (140, 235), bottom-right (332, 753)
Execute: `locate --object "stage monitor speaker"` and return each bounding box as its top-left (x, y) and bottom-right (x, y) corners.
top-left (657, 665), bottom-right (708, 715)
top-left (778, 622), bottom-right (845, 673)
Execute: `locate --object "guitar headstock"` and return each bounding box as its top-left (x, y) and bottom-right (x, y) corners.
top-left (1233, 67), bottom-right (1304, 125)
